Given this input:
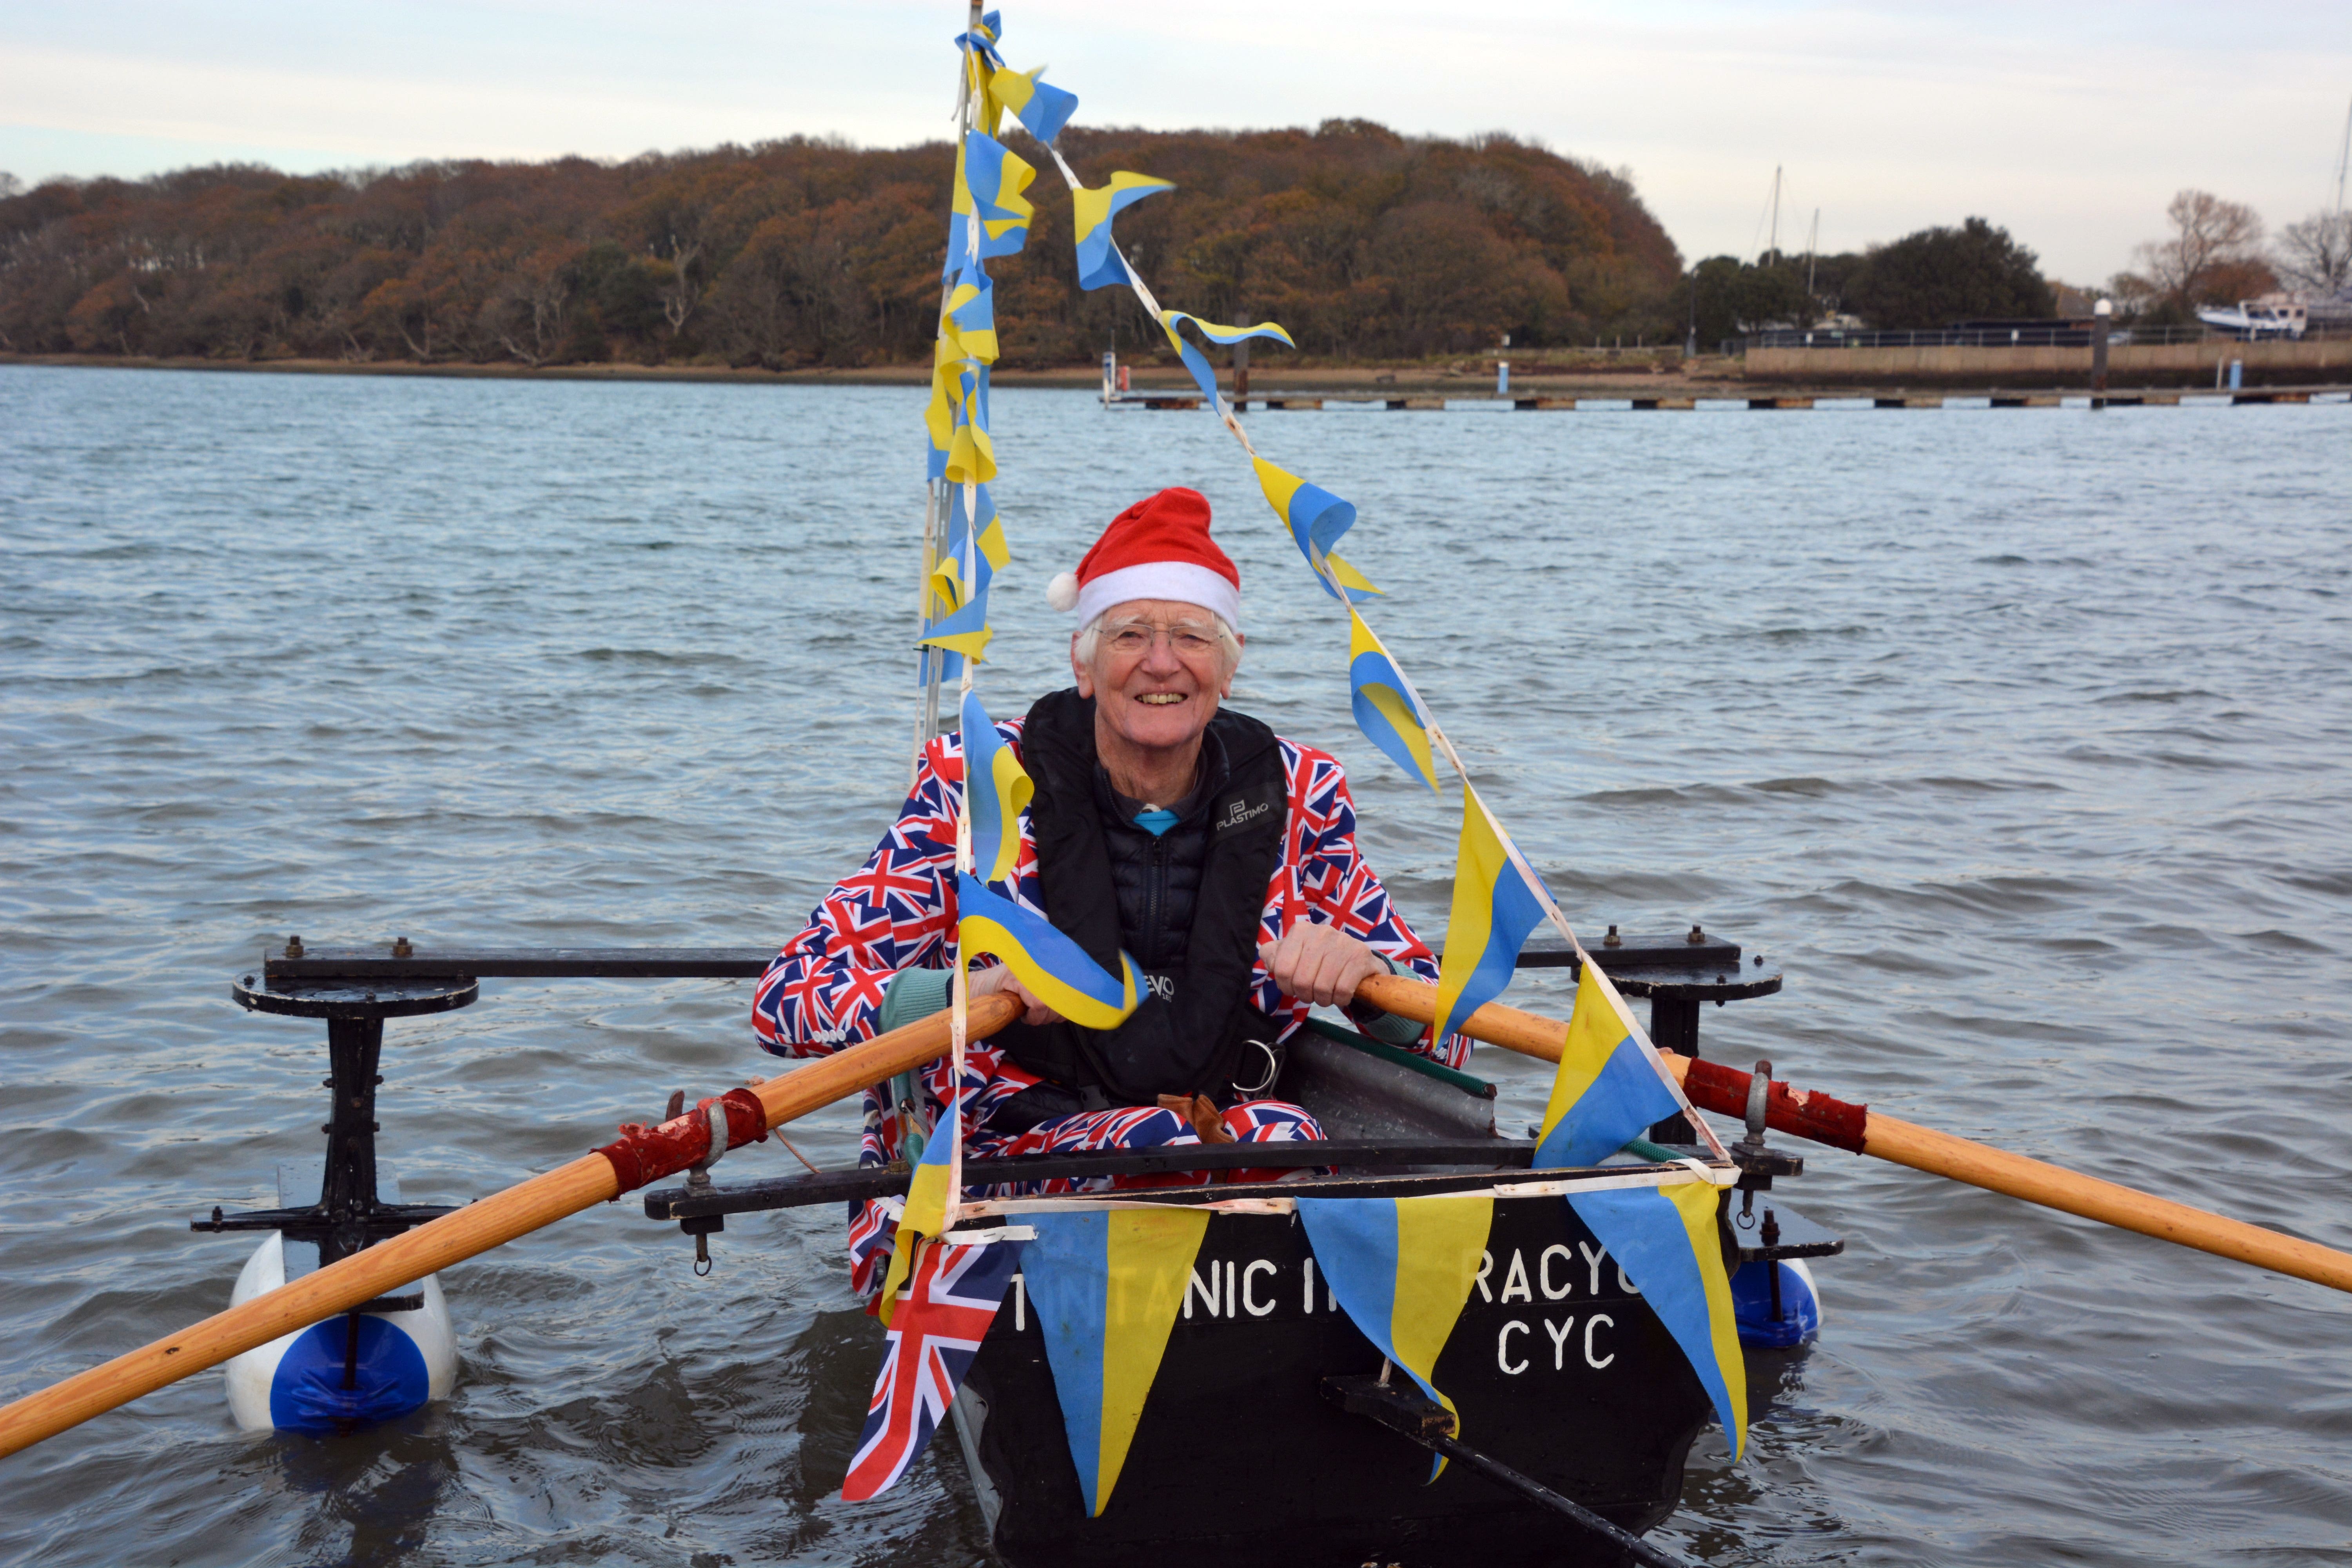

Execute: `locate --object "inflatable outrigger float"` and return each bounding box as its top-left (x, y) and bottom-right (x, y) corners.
top-left (3, 934), bottom-right (2348, 1565)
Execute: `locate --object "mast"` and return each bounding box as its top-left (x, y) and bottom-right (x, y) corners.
top-left (1768, 165), bottom-right (1782, 262)
top-left (2334, 93), bottom-right (2350, 219)
top-left (908, 1), bottom-right (989, 787)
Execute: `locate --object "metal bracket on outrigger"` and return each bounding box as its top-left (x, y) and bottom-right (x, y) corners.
top-left (198, 953), bottom-right (478, 1303)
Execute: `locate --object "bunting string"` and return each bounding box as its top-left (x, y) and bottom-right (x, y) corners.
top-left (852, 5), bottom-right (1739, 1504)
top-left (1033, 106), bottom-right (1718, 1152)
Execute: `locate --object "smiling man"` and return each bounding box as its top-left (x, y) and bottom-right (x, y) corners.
top-left (754, 487), bottom-right (1455, 1301)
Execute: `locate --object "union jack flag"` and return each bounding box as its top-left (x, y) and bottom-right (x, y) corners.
top-left (840, 1234), bottom-right (1025, 1501)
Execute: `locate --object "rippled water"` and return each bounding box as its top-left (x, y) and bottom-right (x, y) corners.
top-left (2, 364), bottom-right (2349, 1567)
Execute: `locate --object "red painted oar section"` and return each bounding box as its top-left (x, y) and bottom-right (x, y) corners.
top-left (0, 993), bottom-right (1021, 1461)
top-left (1356, 972), bottom-right (2352, 1297)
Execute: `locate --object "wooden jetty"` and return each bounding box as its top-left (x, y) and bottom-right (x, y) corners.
top-left (1103, 387), bottom-right (2352, 413)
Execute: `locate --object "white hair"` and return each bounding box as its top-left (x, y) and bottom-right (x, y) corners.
top-left (1075, 610), bottom-right (1243, 672)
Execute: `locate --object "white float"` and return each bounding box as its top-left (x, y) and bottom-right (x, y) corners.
top-left (222, 1232), bottom-right (457, 1432)
top-left (1731, 1256), bottom-right (1822, 1349)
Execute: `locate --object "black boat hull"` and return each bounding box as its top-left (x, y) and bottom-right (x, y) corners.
top-left (955, 1191), bottom-right (1715, 1568)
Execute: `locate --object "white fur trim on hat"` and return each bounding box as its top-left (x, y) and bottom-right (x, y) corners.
top-left (1071, 561), bottom-right (1241, 631)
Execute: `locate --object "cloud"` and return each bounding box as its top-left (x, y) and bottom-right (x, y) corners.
top-left (3, 0), bottom-right (2347, 283)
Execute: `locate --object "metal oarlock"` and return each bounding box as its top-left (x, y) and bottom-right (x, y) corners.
top-left (681, 1095), bottom-right (740, 1276)
top-left (1741, 1058), bottom-right (1774, 1149)
top-left (590, 1084), bottom-right (768, 1276)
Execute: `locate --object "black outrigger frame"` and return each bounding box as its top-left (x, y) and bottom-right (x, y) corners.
top-left (216, 928), bottom-right (1825, 1567)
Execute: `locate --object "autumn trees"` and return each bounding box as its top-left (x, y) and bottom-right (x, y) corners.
top-left (2273, 209), bottom-right (2352, 298)
top-left (2107, 189), bottom-right (2273, 320)
top-left (0, 124), bottom-right (1686, 368)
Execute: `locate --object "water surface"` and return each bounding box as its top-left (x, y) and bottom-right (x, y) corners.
top-left (2, 366), bottom-right (2349, 1566)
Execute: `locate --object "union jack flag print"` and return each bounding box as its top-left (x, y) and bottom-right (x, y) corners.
top-left (840, 1234), bottom-right (1025, 1501)
top-left (756, 711), bottom-right (1452, 1299)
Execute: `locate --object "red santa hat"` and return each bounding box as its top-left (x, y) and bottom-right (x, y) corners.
top-left (1045, 487), bottom-right (1242, 630)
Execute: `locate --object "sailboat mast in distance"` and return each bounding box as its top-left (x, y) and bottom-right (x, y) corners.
top-left (2333, 94), bottom-right (2350, 217)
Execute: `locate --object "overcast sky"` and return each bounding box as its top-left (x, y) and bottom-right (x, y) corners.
top-left (4, 2), bottom-right (2347, 284)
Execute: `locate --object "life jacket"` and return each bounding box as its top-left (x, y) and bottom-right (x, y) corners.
top-left (990, 687), bottom-right (1288, 1118)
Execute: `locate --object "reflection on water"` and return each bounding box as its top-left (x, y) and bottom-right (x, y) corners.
top-left (2, 366), bottom-right (2348, 1565)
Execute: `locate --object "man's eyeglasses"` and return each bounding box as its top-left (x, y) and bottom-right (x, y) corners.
top-left (1101, 620), bottom-right (1222, 659)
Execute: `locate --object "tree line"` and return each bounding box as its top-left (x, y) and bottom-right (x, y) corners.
top-left (0, 123), bottom-right (1687, 369)
top-left (1682, 190), bottom-right (2352, 342)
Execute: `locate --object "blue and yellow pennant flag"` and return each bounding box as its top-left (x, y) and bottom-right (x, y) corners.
top-left (919, 461), bottom-right (1001, 663)
top-left (875, 1087), bottom-right (960, 1328)
top-left (956, 873), bottom-right (1143, 1032)
top-left (1347, 610), bottom-right (1439, 791)
top-left (929, 481), bottom-right (1008, 617)
top-left (956, 11), bottom-right (1005, 122)
top-left (923, 349), bottom-right (957, 481)
top-left (1297, 1194), bottom-right (1494, 1477)
top-left (941, 263), bottom-right (998, 365)
top-left (1158, 310), bottom-right (1293, 407)
top-left (959, 691), bottom-right (1031, 888)
top-left (1432, 786), bottom-right (1550, 1045)
top-left (919, 599), bottom-right (991, 663)
top-left (947, 131), bottom-right (1036, 269)
top-left (1022, 1207), bottom-right (1210, 1515)
top-left (919, 482), bottom-right (995, 660)
top-left (1566, 1179), bottom-right (1746, 1460)
top-left (1073, 171), bottom-right (1174, 290)
top-left (923, 334), bottom-right (995, 481)
top-left (944, 362), bottom-right (995, 486)
top-left (1535, 959), bottom-right (1688, 1168)
top-left (953, 8), bottom-right (1002, 57)
top-left (1250, 459), bottom-right (1382, 602)
top-left (988, 64), bottom-right (1078, 145)
top-left (949, 480), bottom-right (1008, 571)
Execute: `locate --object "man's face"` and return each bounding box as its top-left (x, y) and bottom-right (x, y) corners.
top-left (1073, 597), bottom-right (1239, 756)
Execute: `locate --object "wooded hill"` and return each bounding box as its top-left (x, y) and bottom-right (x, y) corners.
top-left (0, 122), bottom-right (1685, 370)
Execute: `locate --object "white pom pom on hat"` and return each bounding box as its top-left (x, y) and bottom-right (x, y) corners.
top-left (1051, 487), bottom-right (1242, 630)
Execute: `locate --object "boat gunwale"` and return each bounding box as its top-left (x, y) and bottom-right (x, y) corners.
top-left (953, 1155), bottom-right (1735, 1216)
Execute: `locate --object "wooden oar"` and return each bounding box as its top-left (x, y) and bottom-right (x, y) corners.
top-left (0, 993), bottom-right (1022, 1461)
top-left (1356, 972), bottom-right (2352, 1296)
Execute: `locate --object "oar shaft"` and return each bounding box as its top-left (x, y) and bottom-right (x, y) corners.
top-left (0, 995), bottom-right (1018, 1461)
top-left (1354, 972), bottom-right (2352, 1298)
top-left (1858, 1111), bottom-right (2352, 1293)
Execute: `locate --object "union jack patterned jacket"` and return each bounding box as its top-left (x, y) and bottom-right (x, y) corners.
top-left (753, 711), bottom-right (1455, 1136)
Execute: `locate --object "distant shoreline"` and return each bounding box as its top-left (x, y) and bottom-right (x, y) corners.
top-left (0, 350), bottom-right (1725, 397)
top-left (8, 352), bottom-right (2345, 398)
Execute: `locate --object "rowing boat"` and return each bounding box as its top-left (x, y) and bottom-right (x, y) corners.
top-left (630, 941), bottom-right (1830, 1566)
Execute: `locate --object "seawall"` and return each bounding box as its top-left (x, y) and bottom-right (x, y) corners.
top-left (1746, 336), bottom-right (2352, 388)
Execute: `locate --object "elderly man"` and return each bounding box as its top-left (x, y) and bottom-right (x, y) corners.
top-left (754, 487), bottom-right (1455, 1299)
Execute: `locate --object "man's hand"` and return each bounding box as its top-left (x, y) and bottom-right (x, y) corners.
top-left (964, 963), bottom-right (1060, 1027)
top-left (1258, 927), bottom-right (1387, 1009)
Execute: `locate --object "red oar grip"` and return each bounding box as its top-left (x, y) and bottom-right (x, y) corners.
top-left (1680, 1058), bottom-right (1868, 1153)
top-left (594, 1086), bottom-right (769, 1193)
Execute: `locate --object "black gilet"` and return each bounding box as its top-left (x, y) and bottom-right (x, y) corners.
top-left (989, 688), bottom-right (1288, 1115)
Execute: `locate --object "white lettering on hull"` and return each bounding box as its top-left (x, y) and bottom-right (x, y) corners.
top-left (1497, 1319), bottom-right (1529, 1374)
top-left (1185, 1263), bottom-right (1221, 1319)
top-left (1543, 1315), bottom-right (1575, 1369)
top-left (1242, 1259), bottom-right (1277, 1317)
